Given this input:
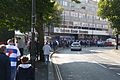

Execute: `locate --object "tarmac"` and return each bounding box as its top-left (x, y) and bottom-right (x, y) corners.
top-left (35, 52), bottom-right (57, 80)
top-left (35, 48), bottom-right (120, 80)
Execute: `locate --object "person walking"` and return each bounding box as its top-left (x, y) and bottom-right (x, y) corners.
top-left (17, 37), bottom-right (24, 57)
top-left (43, 42), bottom-right (51, 64)
top-left (6, 39), bottom-right (21, 80)
top-left (16, 56), bottom-right (34, 80)
top-left (0, 45), bottom-right (11, 80)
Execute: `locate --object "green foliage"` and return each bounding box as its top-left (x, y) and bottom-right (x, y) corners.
top-left (97, 0), bottom-right (120, 34)
top-left (0, 0), bottom-right (32, 32)
top-left (0, 0), bottom-right (62, 32)
top-left (35, 0), bottom-right (63, 26)
top-left (0, 27), bottom-right (14, 43)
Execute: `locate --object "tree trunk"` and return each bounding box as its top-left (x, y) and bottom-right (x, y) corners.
top-left (116, 34), bottom-right (119, 50)
top-left (36, 25), bottom-right (45, 62)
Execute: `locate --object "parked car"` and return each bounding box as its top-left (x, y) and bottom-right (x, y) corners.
top-left (71, 42), bottom-right (82, 51)
top-left (105, 38), bottom-right (116, 46)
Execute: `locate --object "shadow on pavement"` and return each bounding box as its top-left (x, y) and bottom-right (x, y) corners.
top-left (35, 61), bottom-right (48, 80)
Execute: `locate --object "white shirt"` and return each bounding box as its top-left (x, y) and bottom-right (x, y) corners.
top-left (43, 44), bottom-right (51, 55)
top-left (6, 44), bottom-right (21, 67)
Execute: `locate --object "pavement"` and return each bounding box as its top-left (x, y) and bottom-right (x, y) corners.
top-left (35, 48), bottom-right (120, 80)
top-left (35, 48), bottom-right (63, 80)
top-left (97, 49), bottom-right (120, 64)
top-left (35, 61), bottom-right (55, 80)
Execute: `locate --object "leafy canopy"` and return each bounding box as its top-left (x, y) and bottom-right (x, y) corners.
top-left (97, 0), bottom-right (120, 33)
top-left (0, 0), bottom-right (62, 32)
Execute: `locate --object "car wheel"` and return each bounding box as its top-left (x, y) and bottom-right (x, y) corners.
top-left (79, 49), bottom-right (82, 51)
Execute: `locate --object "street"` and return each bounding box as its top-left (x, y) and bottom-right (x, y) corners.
top-left (52, 47), bottom-right (120, 80)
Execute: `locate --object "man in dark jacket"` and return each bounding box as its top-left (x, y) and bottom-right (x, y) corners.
top-left (0, 45), bottom-right (11, 80)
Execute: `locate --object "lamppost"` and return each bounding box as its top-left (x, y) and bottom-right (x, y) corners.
top-left (31, 0), bottom-right (36, 78)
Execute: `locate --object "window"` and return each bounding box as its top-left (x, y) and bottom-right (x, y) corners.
top-left (70, 12), bottom-right (77, 17)
top-left (80, 0), bottom-right (88, 3)
top-left (82, 23), bottom-right (88, 27)
top-left (63, 1), bottom-right (68, 6)
top-left (75, 12), bottom-right (78, 17)
top-left (64, 11), bottom-right (69, 16)
top-left (79, 13), bottom-right (82, 18)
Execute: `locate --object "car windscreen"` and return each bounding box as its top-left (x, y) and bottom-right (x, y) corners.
top-left (72, 43), bottom-right (80, 45)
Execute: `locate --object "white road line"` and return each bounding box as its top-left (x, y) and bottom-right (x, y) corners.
top-left (93, 61), bottom-right (107, 69)
top-left (97, 63), bottom-right (107, 69)
top-left (117, 73), bottom-right (120, 76)
top-left (54, 64), bottom-right (63, 80)
top-left (109, 67), bottom-right (120, 69)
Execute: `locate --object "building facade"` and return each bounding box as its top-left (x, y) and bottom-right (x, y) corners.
top-left (47, 0), bottom-right (112, 41)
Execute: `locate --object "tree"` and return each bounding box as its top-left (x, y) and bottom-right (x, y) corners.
top-left (0, 0), bottom-right (80, 61)
top-left (97, 0), bottom-right (120, 50)
top-left (35, 0), bottom-right (63, 61)
top-left (0, 0), bottom-right (63, 61)
top-left (0, 27), bottom-right (14, 43)
top-left (0, 0), bottom-right (31, 32)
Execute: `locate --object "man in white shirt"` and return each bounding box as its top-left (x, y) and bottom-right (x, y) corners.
top-left (6, 39), bottom-right (21, 80)
top-left (43, 42), bottom-right (51, 64)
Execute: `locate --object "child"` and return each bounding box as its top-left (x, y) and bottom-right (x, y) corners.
top-left (16, 56), bottom-right (34, 80)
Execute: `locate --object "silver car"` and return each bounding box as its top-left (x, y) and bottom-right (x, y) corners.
top-left (71, 42), bottom-right (82, 51)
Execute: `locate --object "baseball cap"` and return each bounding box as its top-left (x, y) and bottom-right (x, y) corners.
top-left (7, 39), bottom-right (14, 44)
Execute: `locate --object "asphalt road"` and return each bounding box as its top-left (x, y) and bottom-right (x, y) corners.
top-left (52, 47), bottom-right (120, 80)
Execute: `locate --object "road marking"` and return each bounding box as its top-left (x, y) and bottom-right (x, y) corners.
top-left (117, 73), bottom-right (120, 76)
top-left (98, 63), bottom-right (107, 68)
top-left (109, 67), bottom-right (120, 69)
top-left (93, 61), bottom-right (107, 69)
top-left (90, 50), bottom-right (103, 53)
top-left (54, 64), bottom-right (63, 80)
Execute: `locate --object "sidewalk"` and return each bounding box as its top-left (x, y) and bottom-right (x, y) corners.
top-left (23, 47), bottom-right (64, 80)
top-left (106, 49), bottom-right (120, 63)
top-left (35, 61), bottom-right (55, 80)
top-left (26, 47), bottom-right (62, 80)
top-left (35, 61), bottom-right (48, 80)
top-left (96, 49), bottom-right (120, 64)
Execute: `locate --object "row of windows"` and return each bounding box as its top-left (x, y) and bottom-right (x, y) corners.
top-left (61, 21), bottom-right (108, 29)
top-left (58, 0), bottom-right (97, 12)
top-left (62, 11), bottom-right (107, 22)
top-left (61, 0), bottom-right (97, 7)
top-left (61, 25), bottom-right (108, 31)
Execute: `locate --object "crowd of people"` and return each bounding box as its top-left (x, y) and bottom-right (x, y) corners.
top-left (0, 36), bottom-right (54, 80)
top-left (0, 38), bottom-right (34, 80)
top-left (50, 39), bottom-right (110, 48)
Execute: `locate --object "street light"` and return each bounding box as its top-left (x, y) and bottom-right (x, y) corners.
top-left (30, 0), bottom-right (36, 79)
top-left (31, 0), bottom-right (36, 63)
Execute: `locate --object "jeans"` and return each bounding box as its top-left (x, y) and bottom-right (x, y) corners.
top-left (11, 67), bottom-right (16, 80)
top-left (44, 55), bottom-right (49, 63)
